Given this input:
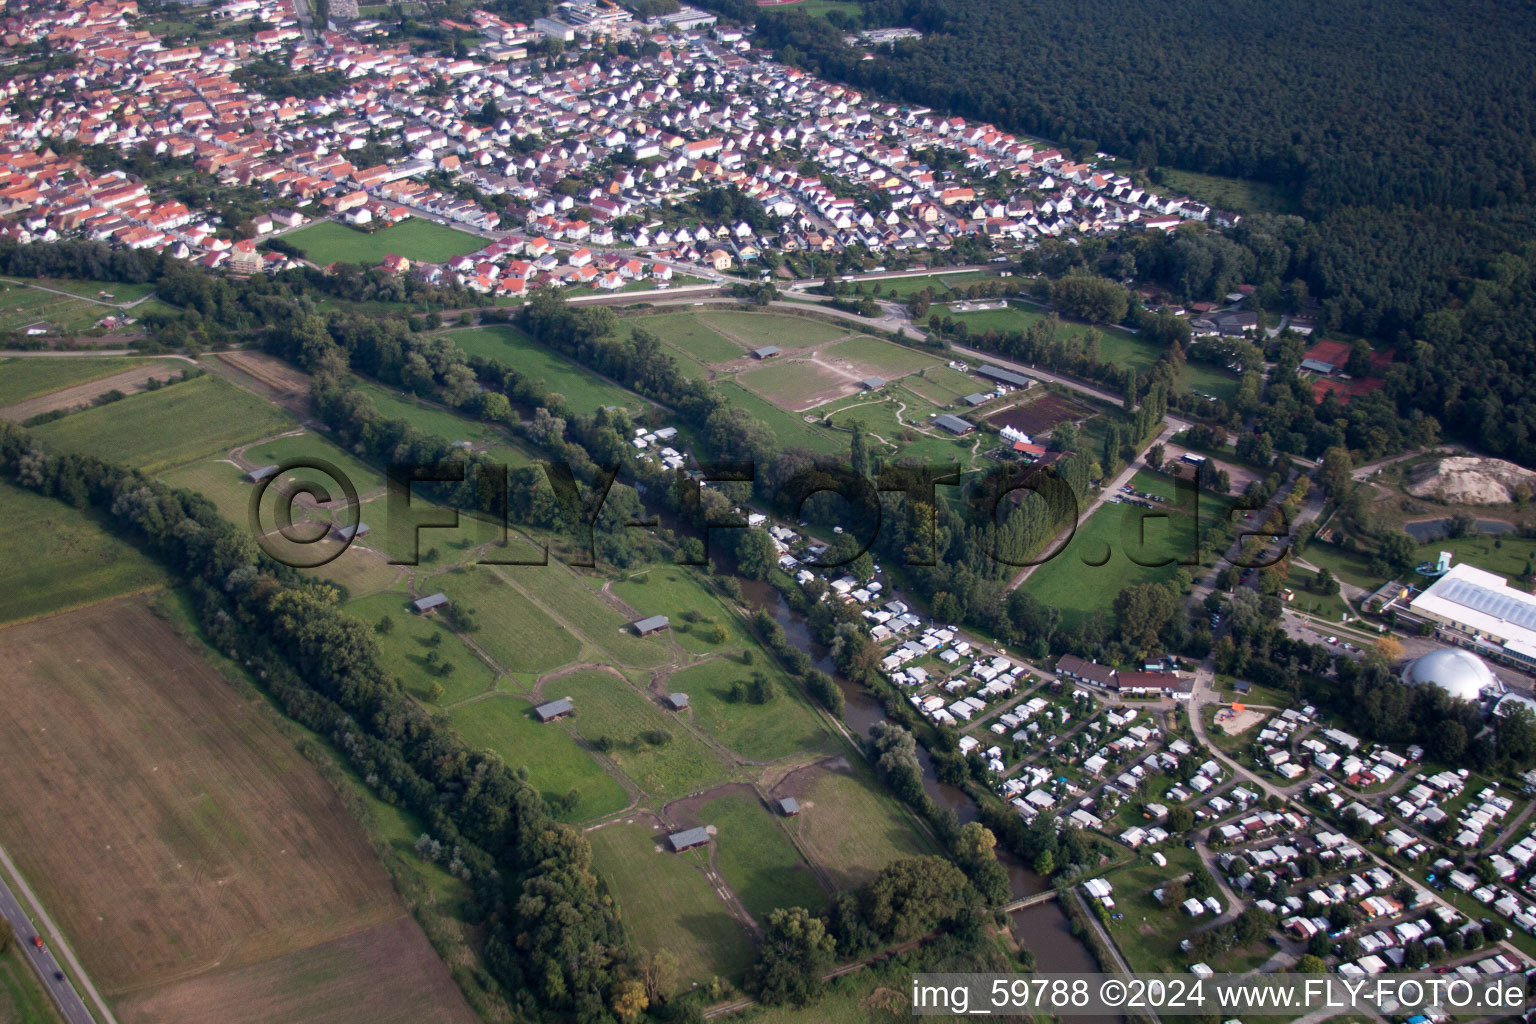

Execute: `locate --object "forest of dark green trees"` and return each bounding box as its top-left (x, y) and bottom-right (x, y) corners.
top-left (732, 0), bottom-right (1536, 463)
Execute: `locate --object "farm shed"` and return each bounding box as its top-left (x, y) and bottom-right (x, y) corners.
top-left (751, 346), bottom-right (781, 359)
top-left (778, 797), bottom-right (800, 816)
top-left (667, 826), bottom-right (711, 852)
top-left (534, 697), bottom-right (574, 722)
top-left (331, 522), bottom-right (371, 541)
top-left (413, 593), bottom-right (449, 614)
top-left (665, 693), bottom-right (689, 710)
top-left (632, 614), bottom-right (670, 636)
top-left (933, 414), bottom-right (974, 435)
top-left (246, 465), bottom-right (279, 483)
top-left (858, 376), bottom-right (886, 390)
top-left (977, 364), bottom-right (1032, 388)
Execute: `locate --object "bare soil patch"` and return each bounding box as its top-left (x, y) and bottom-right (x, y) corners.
top-left (0, 598), bottom-right (402, 996)
top-left (1214, 707), bottom-right (1267, 735)
top-left (217, 350), bottom-right (311, 396)
top-left (664, 782), bottom-right (761, 827)
top-left (0, 363), bottom-right (177, 421)
top-left (1407, 456), bottom-right (1536, 505)
top-left (987, 393), bottom-right (1092, 436)
top-left (115, 917), bottom-right (477, 1024)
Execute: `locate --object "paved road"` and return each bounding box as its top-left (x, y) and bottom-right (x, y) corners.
top-left (0, 843), bottom-right (112, 1024)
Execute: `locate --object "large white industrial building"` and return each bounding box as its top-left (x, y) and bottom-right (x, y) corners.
top-left (1409, 562), bottom-right (1536, 671)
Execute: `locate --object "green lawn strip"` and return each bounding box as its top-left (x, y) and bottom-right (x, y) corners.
top-left (30, 374), bottom-right (291, 473)
top-left (1408, 532), bottom-right (1536, 584)
top-left (444, 325), bottom-right (645, 416)
top-left (345, 590), bottom-right (496, 704)
top-left (697, 310), bottom-right (850, 348)
top-left (587, 821), bottom-right (755, 984)
top-left (786, 762), bottom-right (935, 890)
top-left (0, 947), bottom-right (64, 1024)
top-left (284, 219), bottom-right (486, 266)
top-left (696, 793), bottom-right (828, 920)
top-left (348, 375), bottom-right (532, 456)
top-left (448, 694), bottom-right (627, 822)
top-left (0, 482), bottom-right (166, 625)
top-left (434, 569), bottom-right (582, 675)
top-left (0, 283), bottom-right (112, 332)
top-left (1023, 499), bottom-right (1200, 628)
top-left (0, 355), bottom-right (151, 406)
top-left (1296, 540), bottom-right (1386, 590)
top-left (556, 669), bottom-right (729, 798)
top-left (666, 658), bottom-right (836, 762)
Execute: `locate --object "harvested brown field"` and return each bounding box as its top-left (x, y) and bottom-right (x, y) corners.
top-left (0, 363), bottom-right (182, 421)
top-left (218, 349), bottom-right (311, 396)
top-left (115, 916), bottom-right (477, 1024)
top-left (986, 393), bottom-right (1092, 436)
top-left (0, 597), bottom-right (447, 1015)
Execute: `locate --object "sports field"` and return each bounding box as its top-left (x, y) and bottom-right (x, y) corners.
top-left (587, 820), bottom-right (755, 985)
top-left (0, 484), bottom-right (166, 625)
top-left (0, 598), bottom-right (465, 1021)
top-left (556, 669), bottom-right (728, 797)
top-left (284, 220), bottom-right (485, 267)
top-left (737, 358), bottom-right (850, 411)
top-left (0, 355), bottom-right (149, 406)
top-left (445, 325), bottom-right (645, 415)
top-left (448, 694), bottom-right (628, 821)
top-left (692, 793), bottom-right (828, 920)
top-left (822, 335), bottom-right (939, 378)
top-left (666, 657), bottom-right (835, 761)
top-left (30, 375), bottom-right (291, 473)
top-left (697, 310), bottom-right (849, 348)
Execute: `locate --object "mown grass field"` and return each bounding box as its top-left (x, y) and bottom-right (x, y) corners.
top-left (785, 763), bottom-right (932, 889)
top-left (557, 669), bottom-right (728, 797)
top-left (445, 325), bottom-right (644, 416)
top-left (436, 569), bottom-right (582, 675)
top-left (7, 277), bottom-right (157, 303)
top-left (346, 590), bottom-right (496, 703)
top-left (0, 355), bottom-right (148, 406)
top-left (698, 310), bottom-right (849, 348)
top-left (822, 392), bottom-right (975, 465)
top-left (30, 375), bottom-right (291, 473)
top-left (348, 376), bottom-right (533, 459)
top-left (632, 313), bottom-right (744, 363)
top-left (611, 567), bottom-right (737, 654)
top-left (1022, 498), bottom-right (1201, 627)
top-left (1156, 167), bottom-right (1299, 215)
top-left (667, 658), bottom-right (835, 762)
top-left (737, 358), bottom-right (849, 411)
top-left (448, 695), bottom-right (628, 822)
top-left (714, 381), bottom-right (843, 454)
top-left (494, 564), bottom-right (673, 668)
top-left (872, 271), bottom-right (1005, 299)
top-left (822, 335), bottom-right (939, 378)
top-left (0, 281), bottom-right (115, 333)
top-left (0, 483), bottom-right (166, 625)
top-left (587, 821), bottom-right (754, 984)
top-left (695, 793), bottom-right (827, 920)
top-left (900, 364), bottom-right (982, 406)
top-left (285, 220), bottom-right (485, 266)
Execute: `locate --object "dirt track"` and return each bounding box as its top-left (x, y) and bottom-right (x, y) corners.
top-left (0, 363), bottom-right (175, 421)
